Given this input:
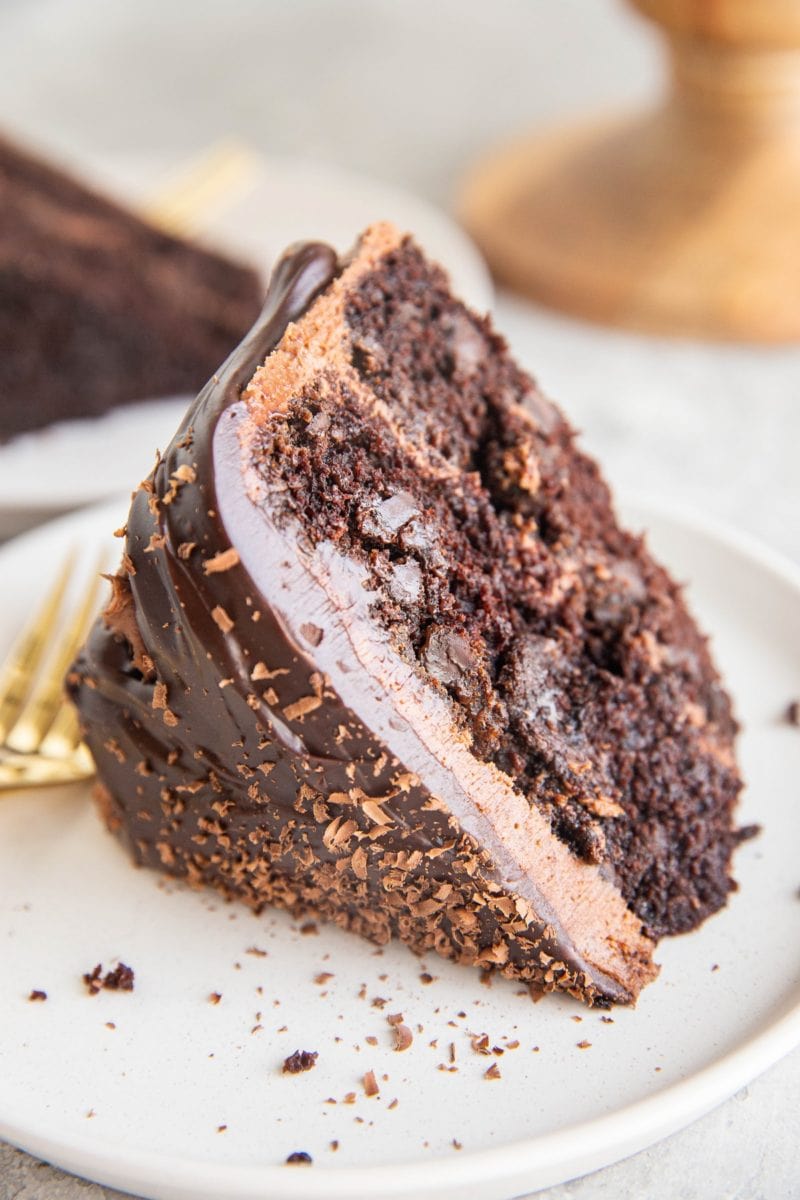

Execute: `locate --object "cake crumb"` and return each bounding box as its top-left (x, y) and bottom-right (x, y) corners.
top-left (452, 1138), bottom-right (463, 1150)
top-left (208, 991), bottom-right (222, 1005)
top-left (83, 963), bottom-right (134, 996)
top-left (28, 989), bottom-right (47, 1002)
top-left (282, 1050), bottom-right (318, 1074)
top-left (217, 1124), bottom-right (227, 1133)
top-left (286, 1151), bottom-right (312, 1165)
top-left (484, 1063), bottom-right (501, 1080)
top-left (419, 972), bottom-right (434, 985)
top-left (363, 1069), bottom-right (380, 1097)
top-left (329, 1140), bottom-right (339, 1152)
top-left (577, 1040), bottom-right (592, 1050)
top-left (300, 921), bottom-right (318, 935)
top-left (785, 700), bottom-right (800, 726)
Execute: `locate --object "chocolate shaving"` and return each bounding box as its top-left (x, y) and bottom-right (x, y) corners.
top-left (362, 1069), bottom-right (379, 1097)
top-left (211, 605), bottom-right (234, 634)
top-left (203, 547), bottom-right (240, 574)
top-left (392, 1023), bottom-right (413, 1052)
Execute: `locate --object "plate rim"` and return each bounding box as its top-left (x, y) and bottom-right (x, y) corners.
top-left (1, 493), bottom-right (799, 1199)
top-left (2, 1000), bottom-right (800, 1199)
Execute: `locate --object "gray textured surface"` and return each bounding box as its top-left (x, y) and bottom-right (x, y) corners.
top-left (0, 1), bottom-right (798, 1197)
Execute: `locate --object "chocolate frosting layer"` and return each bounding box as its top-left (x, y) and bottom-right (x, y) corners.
top-left (70, 230), bottom-right (657, 1006)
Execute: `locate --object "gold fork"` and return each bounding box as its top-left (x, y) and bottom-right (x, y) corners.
top-left (0, 554), bottom-right (106, 790)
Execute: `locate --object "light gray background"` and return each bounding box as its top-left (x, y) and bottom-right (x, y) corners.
top-left (0, 1), bottom-right (798, 1197)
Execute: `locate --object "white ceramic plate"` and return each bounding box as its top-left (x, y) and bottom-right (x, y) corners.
top-left (1, 497), bottom-right (799, 1200)
top-left (0, 154), bottom-right (492, 530)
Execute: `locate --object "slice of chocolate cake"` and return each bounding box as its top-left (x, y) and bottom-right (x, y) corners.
top-left (69, 224), bottom-right (747, 1006)
top-left (0, 134), bottom-right (262, 442)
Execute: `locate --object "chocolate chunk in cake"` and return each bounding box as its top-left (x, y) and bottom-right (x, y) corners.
top-left (0, 134), bottom-right (262, 441)
top-left (69, 224), bottom-right (747, 1007)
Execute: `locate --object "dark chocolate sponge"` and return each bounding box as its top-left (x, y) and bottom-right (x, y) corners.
top-left (0, 134), bottom-right (262, 442)
top-left (69, 225), bottom-right (747, 1006)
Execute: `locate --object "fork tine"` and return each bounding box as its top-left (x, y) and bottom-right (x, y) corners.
top-left (4, 555), bottom-right (106, 755)
top-left (0, 743), bottom-right (95, 789)
top-left (0, 551), bottom-right (75, 742)
top-left (38, 700), bottom-right (83, 759)
top-left (141, 139), bottom-right (260, 238)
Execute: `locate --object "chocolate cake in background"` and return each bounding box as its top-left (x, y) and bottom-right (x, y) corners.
top-left (0, 134), bottom-right (262, 442)
top-left (69, 224), bottom-right (748, 1007)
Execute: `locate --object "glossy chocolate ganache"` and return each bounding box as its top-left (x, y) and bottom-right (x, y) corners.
top-left (70, 224), bottom-right (748, 1007)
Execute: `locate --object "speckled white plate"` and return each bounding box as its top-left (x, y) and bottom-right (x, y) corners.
top-left (0, 153), bottom-right (492, 535)
top-left (0, 496), bottom-right (799, 1200)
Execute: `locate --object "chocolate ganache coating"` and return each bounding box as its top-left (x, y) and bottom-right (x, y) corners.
top-left (70, 235), bottom-right (658, 1006)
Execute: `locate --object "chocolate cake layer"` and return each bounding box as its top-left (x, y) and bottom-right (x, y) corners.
top-left (69, 225), bottom-right (746, 1006)
top-left (0, 135), bottom-right (262, 441)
